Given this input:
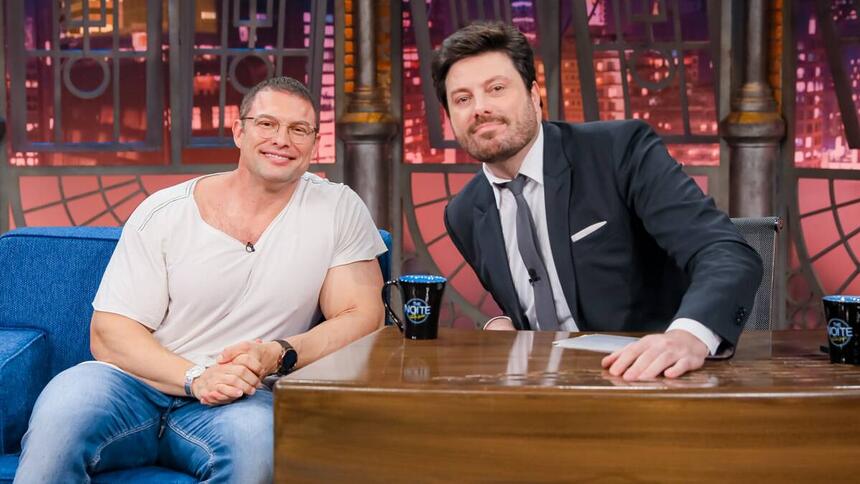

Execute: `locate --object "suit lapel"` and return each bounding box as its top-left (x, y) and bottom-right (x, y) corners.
top-left (542, 123), bottom-right (580, 324)
top-left (472, 178), bottom-right (529, 330)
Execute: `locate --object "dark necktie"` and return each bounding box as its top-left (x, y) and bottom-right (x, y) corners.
top-left (497, 175), bottom-right (560, 331)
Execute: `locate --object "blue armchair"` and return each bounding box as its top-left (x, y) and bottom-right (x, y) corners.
top-left (0, 226), bottom-right (391, 483)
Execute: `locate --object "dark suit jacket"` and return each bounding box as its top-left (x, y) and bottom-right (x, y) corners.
top-left (444, 120), bottom-right (763, 349)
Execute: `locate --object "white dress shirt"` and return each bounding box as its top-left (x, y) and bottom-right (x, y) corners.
top-left (481, 126), bottom-right (722, 355)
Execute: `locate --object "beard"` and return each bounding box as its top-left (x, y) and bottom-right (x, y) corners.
top-left (454, 101), bottom-right (539, 164)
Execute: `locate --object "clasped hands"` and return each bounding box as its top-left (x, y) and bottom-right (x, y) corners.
top-left (190, 340), bottom-right (281, 406)
top-left (485, 316), bottom-right (708, 380)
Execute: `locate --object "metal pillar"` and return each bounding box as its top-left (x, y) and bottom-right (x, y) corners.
top-left (720, 0), bottom-right (785, 217)
top-left (337, 0), bottom-right (398, 229)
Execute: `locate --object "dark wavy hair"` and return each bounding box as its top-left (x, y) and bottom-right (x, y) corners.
top-left (431, 22), bottom-right (536, 113)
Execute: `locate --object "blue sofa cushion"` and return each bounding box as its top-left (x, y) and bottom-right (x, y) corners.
top-left (93, 466), bottom-right (198, 484)
top-left (0, 454), bottom-right (194, 484)
top-left (0, 329), bottom-right (47, 454)
top-left (0, 228), bottom-right (121, 379)
top-left (0, 454), bottom-right (18, 483)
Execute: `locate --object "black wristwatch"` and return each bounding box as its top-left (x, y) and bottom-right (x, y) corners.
top-left (274, 339), bottom-right (298, 375)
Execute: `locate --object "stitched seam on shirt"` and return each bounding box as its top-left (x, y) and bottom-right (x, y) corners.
top-left (165, 419), bottom-right (216, 477)
top-left (138, 184), bottom-right (193, 231)
top-left (88, 418), bottom-right (159, 468)
top-left (302, 172), bottom-right (337, 186)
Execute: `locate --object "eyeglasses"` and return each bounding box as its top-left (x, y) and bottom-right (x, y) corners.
top-left (240, 116), bottom-right (317, 144)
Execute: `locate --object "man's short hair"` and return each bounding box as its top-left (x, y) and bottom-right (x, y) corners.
top-left (431, 22), bottom-right (537, 113)
top-left (239, 76), bottom-right (319, 127)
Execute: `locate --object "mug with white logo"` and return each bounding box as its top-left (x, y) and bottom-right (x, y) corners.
top-left (823, 295), bottom-right (860, 364)
top-left (383, 274), bottom-right (446, 340)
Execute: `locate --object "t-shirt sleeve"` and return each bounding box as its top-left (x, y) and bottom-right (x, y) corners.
top-left (330, 187), bottom-right (388, 268)
top-left (92, 220), bottom-right (169, 330)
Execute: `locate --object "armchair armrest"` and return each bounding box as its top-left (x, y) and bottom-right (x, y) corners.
top-left (0, 329), bottom-right (48, 454)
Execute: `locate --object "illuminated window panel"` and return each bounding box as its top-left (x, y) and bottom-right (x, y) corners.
top-left (793, 1), bottom-right (860, 168)
top-left (3, 0), bottom-right (336, 233)
top-left (181, 0), bottom-right (335, 164)
top-left (6, 0), bottom-right (166, 165)
top-left (5, 0), bottom-right (334, 167)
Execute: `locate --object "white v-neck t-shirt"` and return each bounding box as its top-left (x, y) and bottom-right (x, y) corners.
top-left (92, 172), bottom-right (387, 366)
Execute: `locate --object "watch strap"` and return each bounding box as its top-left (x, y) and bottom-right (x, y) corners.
top-left (274, 339), bottom-right (298, 375)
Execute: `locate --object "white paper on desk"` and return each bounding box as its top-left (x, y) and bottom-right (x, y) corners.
top-left (552, 334), bottom-right (640, 353)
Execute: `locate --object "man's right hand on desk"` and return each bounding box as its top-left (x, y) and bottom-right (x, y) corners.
top-left (601, 330), bottom-right (709, 381)
top-left (482, 316), bottom-right (709, 381)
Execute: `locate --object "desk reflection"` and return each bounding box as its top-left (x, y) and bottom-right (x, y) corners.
top-left (291, 328), bottom-right (806, 390)
top-left (276, 327), bottom-right (860, 483)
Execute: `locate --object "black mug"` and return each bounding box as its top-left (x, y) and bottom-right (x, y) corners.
top-left (383, 274), bottom-right (446, 340)
top-left (823, 295), bottom-right (860, 364)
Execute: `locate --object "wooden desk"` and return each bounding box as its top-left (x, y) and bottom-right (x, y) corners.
top-left (274, 328), bottom-right (860, 483)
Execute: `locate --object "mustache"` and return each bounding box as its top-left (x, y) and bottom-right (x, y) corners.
top-left (469, 115), bottom-right (508, 134)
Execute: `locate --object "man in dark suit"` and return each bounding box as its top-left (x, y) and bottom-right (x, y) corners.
top-left (435, 22), bottom-right (763, 380)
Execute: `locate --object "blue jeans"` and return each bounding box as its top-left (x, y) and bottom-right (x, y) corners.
top-left (14, 361), bottom-right (273, 483)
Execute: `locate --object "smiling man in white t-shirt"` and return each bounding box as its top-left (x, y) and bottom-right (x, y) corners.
top-left (15, 77), bottom-right (387, 484)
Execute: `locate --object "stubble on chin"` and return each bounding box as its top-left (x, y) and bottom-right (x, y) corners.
top-left (457, 120), bottom-right (537, 165)
top-left (463, 137), bottom-right (522, 164)
top-left (456, 105), bottom-right (538, 164)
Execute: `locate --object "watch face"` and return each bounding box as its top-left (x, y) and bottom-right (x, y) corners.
top-left (279, 348), bottom-right (298, 374)
top-left (283, 349), bottom-right (298, 368)
top-left (275, 340), bottom-right (298, 374)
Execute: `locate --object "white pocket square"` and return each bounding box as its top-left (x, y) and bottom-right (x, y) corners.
top-left (570, 221), bottom-right (607, 243)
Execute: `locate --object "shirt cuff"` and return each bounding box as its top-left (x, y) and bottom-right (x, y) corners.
top-left (483, 316), bottom-right (514, 330)
top-left (667, 318), bottom-right (722, 356)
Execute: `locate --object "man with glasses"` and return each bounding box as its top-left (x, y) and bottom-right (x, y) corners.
top-left (15, 77), bottom-right (387, 483)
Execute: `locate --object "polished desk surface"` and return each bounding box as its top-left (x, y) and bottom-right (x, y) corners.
top-left (274, 328), bottom-right (860, 483)
top-left (278, 327), bottom-right (856, 394)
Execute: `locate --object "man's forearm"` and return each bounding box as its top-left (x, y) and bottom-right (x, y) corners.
top-left (296, 259), bottom-right (385, 369)
top-left (90, 310), bottom-right (193, 396)
top-left (287, 307), bottom-right (382, 368)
